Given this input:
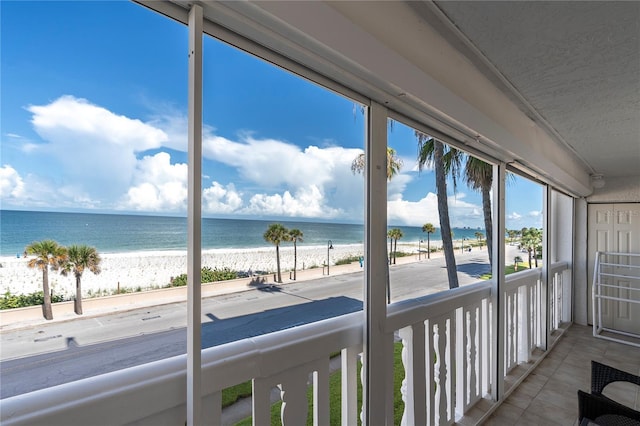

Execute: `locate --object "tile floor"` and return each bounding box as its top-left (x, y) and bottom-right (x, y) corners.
top-left (485, 324), bottom-right (640, 425)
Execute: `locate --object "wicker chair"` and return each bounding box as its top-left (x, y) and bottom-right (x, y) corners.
top-left (577, 361), bottom-right (640, 425)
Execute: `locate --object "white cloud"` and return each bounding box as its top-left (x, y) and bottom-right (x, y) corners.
top-left (29, 96), bottom-right (167, 151)
top-left (203, 182), bottom-right (243, 213)
top-left (508, 212), bottom-right (522, 220)
top-left (528, 210), bottom-right (542, 217)
top-left (121, 152), bottom-right (188, 211)
top-left (387, 173), bottom-right (413, 198)
top-left (388, 192), bottom-right (440, 226)
top-left (387, 191), bottom-right (482, 227)
top-left (25, 96), bottom-right (170, 199)
top-left (0, 165), bottom-right (25, 199)
top-left (201, 132), bottom-right (364, 218)
top-left (243, 185), bottom-right (342, 218)
top-left (16, 96), bottom-right (364, 219)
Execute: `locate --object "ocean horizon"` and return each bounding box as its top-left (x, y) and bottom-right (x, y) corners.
top-left (0, 210), bottom-right (486, 257)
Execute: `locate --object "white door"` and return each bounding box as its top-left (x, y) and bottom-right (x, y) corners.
top-left (587, 203), bottom-right (640, 333)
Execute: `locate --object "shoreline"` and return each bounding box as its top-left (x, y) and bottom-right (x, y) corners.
top-left (0, 240), bottom-right (464, 299)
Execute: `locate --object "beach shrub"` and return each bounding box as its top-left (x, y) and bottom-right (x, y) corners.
top-left (395, 251), bottom-right (412, 258)
top-left (1, 291), bottom-right (66, 310)
top-left (170, 267), bottom-right (238, 287)
top-left (335, 255), bottom-right (361, 265)
top-left (202, 266), bottom-right (237, 283)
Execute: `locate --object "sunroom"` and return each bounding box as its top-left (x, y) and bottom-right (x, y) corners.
top-left (1, 1), bottom-right (639, 425)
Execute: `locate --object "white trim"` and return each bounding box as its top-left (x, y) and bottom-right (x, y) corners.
top-left (187, 5), bottom-right (203, 425)
top-left (491, 162), bottom-right (506, 401)
top-left (363, 101), bottom-right (389, 424)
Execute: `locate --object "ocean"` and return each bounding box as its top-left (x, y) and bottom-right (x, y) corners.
top-left (0, 210), bottom-right (486, 257)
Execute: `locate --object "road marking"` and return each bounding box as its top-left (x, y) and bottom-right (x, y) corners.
top-left (33, 334), bottom-right (62, 342)
top-left (141, 315), bottom-right (161, 321)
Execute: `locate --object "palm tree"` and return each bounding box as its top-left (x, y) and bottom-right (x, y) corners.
top-left (351, 146), bottom-right (403, 180)
top-left (288, 229), bottom-right (303, 280)
top-left (521, 227), bottom-right (542, 268)
top-left (264, 223), bottom-right (289, 283)
top-left (387, 228), bottom-right (403, 264)
top-left (507, 229), bottom-right (518, 244)
top-left (61, 244), bottom-right (101, 315)
top-left (463, 157), bottom-right (493, 265)
top-left (422, 223), bottom-right (436, 259)
top-left (417, 132), bottom-right (462, 289)
top-left (25, 240), bottom-right (68, 320)
top-left (474, 231), bottom-right (484, 248)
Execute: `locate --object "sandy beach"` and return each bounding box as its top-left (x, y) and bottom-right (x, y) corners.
top-left (0, 244), bottom-right (383, 299)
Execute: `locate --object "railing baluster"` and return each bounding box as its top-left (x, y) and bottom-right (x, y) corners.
top-left (341, 346), bottom-right (358, 425)
top-left (469, 304), bottom-right (479, 406)
top-left (313, 361), bottom-right (329, 426)
top-left (435, 319), bottom-right (446, 425)
top-left (399, 323), bottom-right (427, 426)
top-left (279, 374), bottom-right (308, 425)
top-left (455, 309), bottom-right (467, 414)
top-left (446, 314), bottom-right (455, 425)
top-left (426, 319), bottom-right (435, 426)
top-left (252, 378), bottom-right (271, 426)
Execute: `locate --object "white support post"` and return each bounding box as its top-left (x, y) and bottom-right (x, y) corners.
top-left (490, 163), bottom-right (506, 401)
top-left (541, 185), bottom-right (550, 349)
top-left (341, 346), bottom-right (358, 425)
top-left (363, 101), bottom-right (389, 425)
top-left (187, 4), bottom-right (203, 426)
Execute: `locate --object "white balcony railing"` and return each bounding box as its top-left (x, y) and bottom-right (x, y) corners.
top-left (0, 264), bottom-right (570, 426)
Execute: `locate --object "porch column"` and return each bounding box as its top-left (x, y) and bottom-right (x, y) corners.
top-left (491, 162), bottom-right (506, 401)
top-left (187, 4), bottom-right (203, 426)
top-left (541, 185), bottom-right (550, 350)
top-left (363, 101), bottom-right (389, 424)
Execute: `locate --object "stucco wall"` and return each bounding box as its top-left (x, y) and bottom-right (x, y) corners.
top-left (587, 176), bottom-right (640, 203)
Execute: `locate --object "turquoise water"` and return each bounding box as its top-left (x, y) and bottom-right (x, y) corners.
top-left (0, 210), bottom-right (485, 256)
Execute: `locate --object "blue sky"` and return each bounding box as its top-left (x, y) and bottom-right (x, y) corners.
top-left (0, 1), bottom-right (542, 229)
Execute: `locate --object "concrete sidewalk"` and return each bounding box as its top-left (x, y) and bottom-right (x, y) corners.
top-left (0, 258), bottom-right (369, 332)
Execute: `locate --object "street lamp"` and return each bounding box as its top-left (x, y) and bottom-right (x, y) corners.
top-left (418, 239), bottom-right (423, 260)
top-left (327, 240), bottom-right (334, 275)
top-left (461, 237), bottom-right (466, 254)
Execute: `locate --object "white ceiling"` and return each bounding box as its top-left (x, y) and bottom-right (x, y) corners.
top-left (417, 1), bottom-right (640, 178)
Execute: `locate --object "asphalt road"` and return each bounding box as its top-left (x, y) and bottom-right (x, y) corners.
top-left (0, 250), bottom-right (496, 398)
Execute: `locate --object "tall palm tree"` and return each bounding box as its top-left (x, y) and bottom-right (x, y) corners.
top-left (288, 229), bottom-right (303, 280)
top-left (387, 228), bottom-right (403, 264)
top-left (474, 231), bottom-right (484, 248)
top-left (387, 229), bottom-right (394, 264)
top-left (264, 223), bottom-right (289, 283)
top-left (351, 146), bottom-right (403, 180)
top-left (417, 132), bottom-right (462, 289)
top-left (61, 244), bottom-right (101, 315)
top-left (464, 157), bottom-right (494, 266)
top-left (421, 223), bottom-right (435, 259)
top-left (25, 240), bottom-right (68, 320)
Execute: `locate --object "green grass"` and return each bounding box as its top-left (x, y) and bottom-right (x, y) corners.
top-left (222, 380), bottom-right (253, 408)
top-left (235, 343), bottom-right (406, 425)
top-left (479, 263), bottom-right (541, 280)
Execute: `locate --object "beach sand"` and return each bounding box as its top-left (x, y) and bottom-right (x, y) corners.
top-left (0, 244), bottom-right (379, 299)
